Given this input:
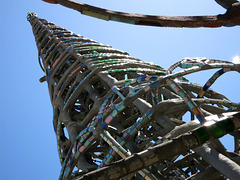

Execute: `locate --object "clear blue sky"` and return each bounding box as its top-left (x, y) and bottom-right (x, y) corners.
top-left (0, 1), bottom-right (239, 179)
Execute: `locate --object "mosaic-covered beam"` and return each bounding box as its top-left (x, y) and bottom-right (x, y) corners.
top-left (42, 0), bottom-right (240, 28)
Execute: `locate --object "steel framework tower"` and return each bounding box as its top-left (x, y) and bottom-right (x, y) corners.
top-left (28, 12), bottom-right (240, 180)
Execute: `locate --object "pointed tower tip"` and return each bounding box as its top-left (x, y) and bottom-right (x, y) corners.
top-left (27, 12), bottom-right (37, 21)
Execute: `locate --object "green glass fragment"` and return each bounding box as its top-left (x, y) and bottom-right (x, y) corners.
top-left (82, 10), bottom-right (110, 21)
top-left (111, 16), bottom-right (135, 24)
top-left (208, 123), bottom-right (225, 139)
top-left (195, 126), bottom-right (209, 144)
top-left (218, 118), bottom-right (234, 133)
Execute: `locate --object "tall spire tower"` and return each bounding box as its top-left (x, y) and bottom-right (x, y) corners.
top-left (28, 12), bottom-right (240, 180)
